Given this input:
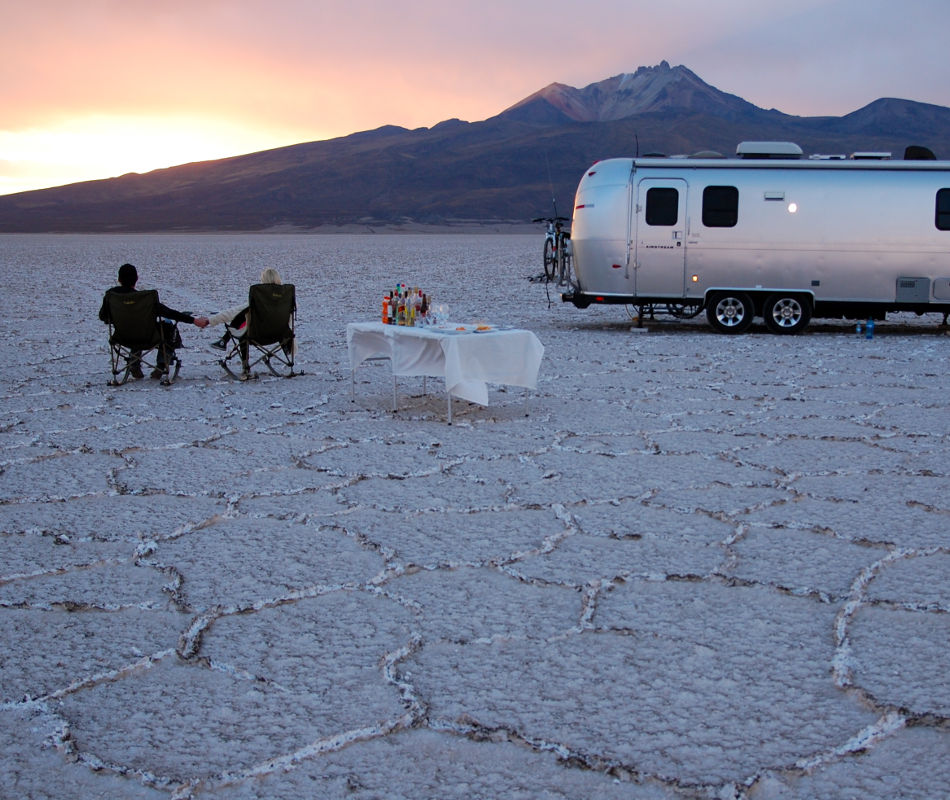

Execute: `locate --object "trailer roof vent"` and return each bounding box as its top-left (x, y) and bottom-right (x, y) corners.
top-left (850, 151), bottom-right (892, 160)
top-left (690, 150), bottom-right (726, 159)
top-left (904, 145), bottom-right (936, 160)
top-left (736, 141), bottom-right (803, 159)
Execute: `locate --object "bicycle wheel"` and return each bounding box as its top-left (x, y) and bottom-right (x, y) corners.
top-left (543, 238), bottom-right (556, 280)
top-left (558, 235), bottom-right (572, 285)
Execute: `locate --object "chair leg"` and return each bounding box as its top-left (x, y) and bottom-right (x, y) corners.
top-left (109, 365), bottom-right (130, 386)
top-left (109, 346), bottom-right (136, 385)
top-left (109, 359), bottom-right (127, 386)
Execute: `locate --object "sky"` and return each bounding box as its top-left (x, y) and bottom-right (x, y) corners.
top-left (3, 0), bottom-right (949, 196)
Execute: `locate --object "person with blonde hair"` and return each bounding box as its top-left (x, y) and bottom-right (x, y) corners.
top-left (208, 268), bottom-right (282, 350)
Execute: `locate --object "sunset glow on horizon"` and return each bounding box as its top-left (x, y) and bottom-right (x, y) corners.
top-left (4, 0), bottom-right (950, 196)
top-left (0, 114), bottom-right (321, 195)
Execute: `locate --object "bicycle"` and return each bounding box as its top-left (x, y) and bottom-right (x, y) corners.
top-left (533, 216), bottom-right (572, 285)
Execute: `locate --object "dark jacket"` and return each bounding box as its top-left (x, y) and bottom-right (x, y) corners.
top-left (98, 285), bottom-right (196, 325)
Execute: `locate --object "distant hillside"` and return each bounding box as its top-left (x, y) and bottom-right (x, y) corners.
top-left (3, 62), bottom-right (950, 232)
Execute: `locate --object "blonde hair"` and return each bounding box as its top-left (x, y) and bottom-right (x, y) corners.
top-left (260, 268), bottom-right (282, 284)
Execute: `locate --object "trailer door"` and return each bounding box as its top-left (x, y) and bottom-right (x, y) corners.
top-left (634, 179), bottom-right (687, 296)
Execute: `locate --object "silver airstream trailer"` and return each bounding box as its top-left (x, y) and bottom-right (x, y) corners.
top-left (561, 142), bottom-right (950, 333)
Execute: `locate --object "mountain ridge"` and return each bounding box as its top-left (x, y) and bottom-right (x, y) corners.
top-left (501, 61), bottom-right (763, 123)
top-left (3, 63), bottom-right (950, 232)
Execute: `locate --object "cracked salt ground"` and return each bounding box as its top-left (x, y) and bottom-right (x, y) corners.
top-left (1, 233), bottom-right (948, 799)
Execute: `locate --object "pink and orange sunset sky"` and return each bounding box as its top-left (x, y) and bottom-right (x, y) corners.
top-left (3, 0), bottom-right (949, 196)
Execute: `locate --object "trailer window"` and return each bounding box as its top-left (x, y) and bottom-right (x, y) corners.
top-left (937, 189), bottom-right (950, 230)
top-left (703, 186), bottom-right (739, 227)
top-left (645, 188), bottom-right (679, 226)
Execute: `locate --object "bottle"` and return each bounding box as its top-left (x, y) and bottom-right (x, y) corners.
top-left (382, 293), bottom-right (390, 324)
top-left (865, 319), bottom-right (875, 339)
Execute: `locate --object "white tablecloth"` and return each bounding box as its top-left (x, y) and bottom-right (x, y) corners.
top-left (346, 322), bottom-right (544, 406)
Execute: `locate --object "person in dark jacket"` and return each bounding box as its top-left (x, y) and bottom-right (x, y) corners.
top-left (99, 263), bottom-right (209, 379)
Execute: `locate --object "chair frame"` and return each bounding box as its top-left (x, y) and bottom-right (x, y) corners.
top-left (106, 289), bottom-right (182, 386)
top-left (220, 283), bottom-right (297, 380)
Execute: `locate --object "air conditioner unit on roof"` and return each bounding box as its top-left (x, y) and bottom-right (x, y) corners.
top-left (736, 141), bottom-right (803, 159)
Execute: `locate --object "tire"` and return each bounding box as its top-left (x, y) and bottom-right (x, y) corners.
top-left (706, 292), bottom-right (754, 334)
top-left (543, 238), bottom-right (556, 280)
top-left (763, 294), bottom-right (812, 334)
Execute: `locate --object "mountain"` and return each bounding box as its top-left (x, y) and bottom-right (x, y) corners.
top-left (500, 61), bottom-right (762, 123)
top-left (3, 62), bottom-right (950, 232)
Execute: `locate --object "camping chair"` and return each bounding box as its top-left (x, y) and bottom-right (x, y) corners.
top-left (220, 283), bottom-right (297, 380)
top-left (106, 290), bottom-right (182, 386)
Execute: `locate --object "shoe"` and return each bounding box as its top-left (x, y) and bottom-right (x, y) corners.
top-left (210, 335), bottom-right (229, 350)
top-left (150, 368), bottom-right (164, 380)
top-left (130, 364), bottom-right (144, 380)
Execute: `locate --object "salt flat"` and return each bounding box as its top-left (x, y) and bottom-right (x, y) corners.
top-left (0, 233), bottom-right (947, 799)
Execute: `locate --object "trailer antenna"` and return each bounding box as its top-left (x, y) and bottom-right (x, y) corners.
top-left (544, 151), bottom-right (559, 218)
top-left (635, 134), bottom-right (639, 158)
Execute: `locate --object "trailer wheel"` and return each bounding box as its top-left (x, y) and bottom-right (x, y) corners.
top-left (763, 294), bottom-right (812, 334)
top-left (706, 292), bottom-right (754, 334)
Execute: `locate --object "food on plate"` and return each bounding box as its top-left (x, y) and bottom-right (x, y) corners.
top-left (476, 325), bottom-right (492, 331)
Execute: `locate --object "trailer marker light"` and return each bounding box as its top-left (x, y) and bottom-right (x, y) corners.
top-left (691, 274), bottom-right (699, 283)
top-left (595, 296), bottom-right (605, 302)
top-left (788, 202), bottom-right (798, 213)
top-left (611, 263), bottom-right (622, 269)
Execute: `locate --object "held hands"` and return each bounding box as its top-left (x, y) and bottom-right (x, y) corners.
top-left (194, 317), bottom-right (210, 328)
